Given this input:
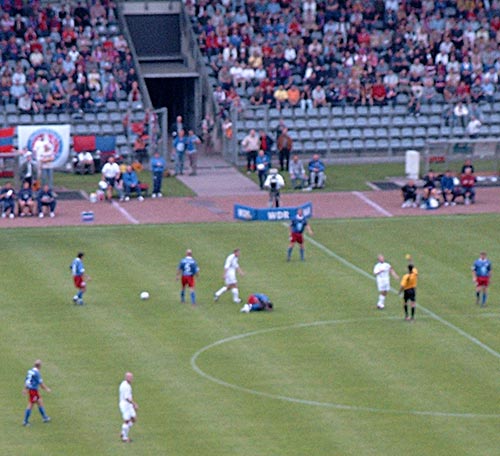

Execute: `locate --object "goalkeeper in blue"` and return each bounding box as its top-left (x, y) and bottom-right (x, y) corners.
top-left (240, 293), bottom-right (274, 313)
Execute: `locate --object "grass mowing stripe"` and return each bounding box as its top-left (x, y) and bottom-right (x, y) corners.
top-left (302, 230), bottom-right (500, 361)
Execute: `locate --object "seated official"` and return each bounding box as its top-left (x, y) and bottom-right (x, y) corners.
top-left (453, 168), bottom-right (476, 204)
top-left (422, 170), bottom-right (438, 201)
top-left (73, 151), bottom-right (95, 174)
top-left (0, 181), bottom-right (17, 219)
top-left (18, 181), bottom-right (36, 217)
top-left (122, 165), bottom-right (144, 201)
top-left (289, 155), bottom-right (308, 189)
top-left (308, 154), bottom-right (326, 189)
top-left (440, 170), bottom-right (457, 206)
top-left (37, 184), bottom-right (57, 218)
top-left (240, 293), bottom-right (274, 313)
top-left (401, 179), bottom-right (418, 208)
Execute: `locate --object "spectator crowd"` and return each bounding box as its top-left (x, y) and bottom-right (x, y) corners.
top-left (0, 0), bottom-right (142, 117)
top-left (188, 0), bottom-right (500, 125)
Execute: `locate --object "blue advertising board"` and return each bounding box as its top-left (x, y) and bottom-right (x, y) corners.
top-left (234, 202), bottom-right (312, 221)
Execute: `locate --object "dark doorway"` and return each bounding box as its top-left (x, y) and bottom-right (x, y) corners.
top-left (145, 77), bottom-right (197, 130)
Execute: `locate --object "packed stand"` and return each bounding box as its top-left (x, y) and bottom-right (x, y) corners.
top-left (0, 0), bottom-right (143, 118)
top-left (189, 0), bottom-right (500, 130)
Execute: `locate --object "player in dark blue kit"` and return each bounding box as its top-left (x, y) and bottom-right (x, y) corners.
top-left (176, 249), bottom-right (200, 305)
top-left (22, 359), bottom-right (51, 426)
top-left (287, 208), bottom-right (313, 262)
top-left (472, 251), bottom-right (492, 307)
top-left (240, 293), bottom-right (274, 313)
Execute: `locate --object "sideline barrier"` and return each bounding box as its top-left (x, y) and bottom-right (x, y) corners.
top-left (234, 202), bottom-right (312, 221)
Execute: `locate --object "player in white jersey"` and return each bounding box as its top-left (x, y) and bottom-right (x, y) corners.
top-left (373, 254), bottom-right (399, 309)
top-left (119, 372), bottom-right (138, 443)
top-left (214, 248), bottom-right (245, 303)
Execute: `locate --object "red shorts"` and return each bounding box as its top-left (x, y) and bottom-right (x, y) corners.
top-left (476, 276), bottom-right (489, 287)
top-left (28, 389), bottom-right (40, 403)
top-left (73, 276), bottom-right (86, 289)
top-left (290, 232), bottom-right (304, 245)
top-left (181, 276), bottom-right (195, 288)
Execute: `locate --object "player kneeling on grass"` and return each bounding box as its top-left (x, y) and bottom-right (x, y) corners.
top-left (240, 293), bottom-right (273, 313)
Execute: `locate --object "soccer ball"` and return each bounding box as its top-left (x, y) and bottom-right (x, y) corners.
top-left (140, 291), bottom-right (150, 300)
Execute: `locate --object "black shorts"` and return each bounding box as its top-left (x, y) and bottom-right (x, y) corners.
top-left (403, 288), bottom-right (416, 303)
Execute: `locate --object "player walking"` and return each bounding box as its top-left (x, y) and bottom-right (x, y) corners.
top-left (22, 359), bottom-right (51, 426)
top-left (287, 208), bottom-right (313, 262)
top-left (176, 249), bottom-right (200, 305)
top-left (472, 251), bottom-right (491, 307)
top-left (119, 372), bottom-right (138, 443)
top-left (399, 264), bottom-right (419, 321)
top-left (373, 254), bottom-right (399, 309)
top-left (214, 248), bottom-right (244, 303)
top-left (70, 252), bottom-right (88, 305)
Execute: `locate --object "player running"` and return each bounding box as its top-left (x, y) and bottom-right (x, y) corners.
top-left (22, 359), bottom-right (51, 426)
top-left (70, 252), bottom-right (89, 305)
top-left (472, 251), bottom-right (491, 307)
top-left (287, 208), bottom-right (313, 262)
top-left (176, 249), bottom-right (200, 305)
top-left (214, 248), bottom-right (244, 303)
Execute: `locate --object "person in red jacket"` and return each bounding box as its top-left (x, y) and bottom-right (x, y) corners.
top-left (457, 167), bottom-right (476, 204)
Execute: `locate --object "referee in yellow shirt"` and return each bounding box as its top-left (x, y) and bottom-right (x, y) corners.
top-left (399, 264), bottom-right (418, 321)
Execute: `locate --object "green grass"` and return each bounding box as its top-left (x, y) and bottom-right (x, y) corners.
top-left (1, 216), bottom-right (500, 455)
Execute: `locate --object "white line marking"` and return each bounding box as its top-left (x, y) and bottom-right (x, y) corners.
top-left (352, 191), bottom-right (393, 217)
top-left (112, 201), bottom-right (140, 224)
top-left (305, 235), bottom-right (500, 361)
top-left (191, 318), bottom-right (500, 418)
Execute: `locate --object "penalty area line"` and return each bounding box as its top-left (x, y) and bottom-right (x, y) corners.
top-left (111, 201), bottom-right (140, 224)
top-left (352, 191), bottom-right (393, 217)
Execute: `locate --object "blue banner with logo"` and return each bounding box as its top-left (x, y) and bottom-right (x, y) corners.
top-left (234, 202), bottom-right (312, 221)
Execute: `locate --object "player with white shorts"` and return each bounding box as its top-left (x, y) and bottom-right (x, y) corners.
top-left (373, 254), bottom-right (399, 309)
top-left (214, 248), bottom-right (244, 303)
top-left (118, 372), bottom-right (138, 443)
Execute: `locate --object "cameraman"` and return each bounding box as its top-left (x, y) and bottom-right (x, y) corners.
top-left (264, 168), bottom-right (285, 208)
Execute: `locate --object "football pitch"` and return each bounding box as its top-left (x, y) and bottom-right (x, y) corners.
top-left (1, 215), bottom-right (499, 455)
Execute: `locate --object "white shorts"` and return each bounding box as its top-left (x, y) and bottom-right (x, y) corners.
top-left (119, 401), bottom-right (136, 421)
top-left (224, 270), bottom-right (237, 286)
top-left (377, 280), bottom-right (390, 292)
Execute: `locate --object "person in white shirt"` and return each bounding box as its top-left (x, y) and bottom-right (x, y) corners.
top-left (214, 249), bottom-right (245, 303)
top-left (373, 254), bottom-right (399, 309)
top-left (101, 156), bottom-right (123, 201)
top-left (119, 372), bottom-right (138, 443)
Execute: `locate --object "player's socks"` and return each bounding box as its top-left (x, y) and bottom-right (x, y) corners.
top-left (482, 293), bottom-right (487, 306)
top-left (190, 291), bottom-right (196, 304)
top-left (77, 290), bottom-right (83, 299)
top-left (287, 247), bottom-right (292, 261)
top-left (215, 286), bottom-right (227, 297)
top-left (300, 248), bottom-right (305, 261)
top-left (24, 408), bottom-right (31, 424)
top-left (180, 289), bottom-right (185, 303)
top-left (231, 288), bottom-right (240, 303)
top-left (121, 423), bottom-right (129, 439)
top-left (404, 304), bottom-right (408, 318)
top-left (377, 295), bottom-right (385, 308)
top-left (476, 291), bottom-right (480, 304)
top-left (38, 406), bottom-right (48, 419)
top-left (411, 307), bottom-right (415, 319)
